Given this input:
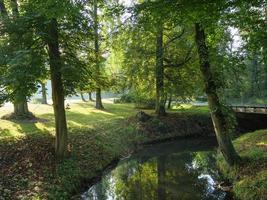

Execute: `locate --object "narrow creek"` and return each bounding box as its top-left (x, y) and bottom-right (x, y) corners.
top-left (82, 138), bottom-right (232, 200)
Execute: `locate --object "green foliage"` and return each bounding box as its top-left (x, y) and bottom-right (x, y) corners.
top-left (114, 92), bottom-right (155, 109)
top-left (114, 93), bottom-right (135, 103)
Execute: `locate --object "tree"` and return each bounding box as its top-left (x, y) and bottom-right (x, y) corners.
top-left (93, 0), bottom-right (104, 109)
top-left (46, 18), bottom-right (68, 159)
top-left (40, 81), bottom-right (48, 105)
top-left (155, 22), bottom-right (166, 116)
top-left (195, 23), bottom-right (240, 165)
top-left (25, 0), bottom-right (89, 159)
top-left (0, 0), bottom-right (46, 118)
top-left (114, 1), bottom-right (197, 115)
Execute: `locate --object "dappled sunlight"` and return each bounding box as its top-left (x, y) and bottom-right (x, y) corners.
top-left (0, 128), bottom-right (24, 139)
top-left (0, 101), bottom-right (137, 141)
top-left (0, 120), bottom-right (25, 138)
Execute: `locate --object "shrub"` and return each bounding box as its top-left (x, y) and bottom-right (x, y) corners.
top-left (114, 93), bottom-right (155, 109)
top-left (134, 97), bottom-right (155, 109)
top-left (114, 93), bottom-right (134, 104)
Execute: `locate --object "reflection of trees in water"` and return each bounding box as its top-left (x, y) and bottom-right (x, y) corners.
top-left (114, 159), bottom-right (158, 200)
top-left (94, 179), bottom-right (107, 200)
top-left (113, 152), bottom-right (213, 200)
top-left (192, 151), bottom-right (217, 174)
top-left (86, 151), bottom-right (221, 200)
top-left (157, 155), bottom-right (166, 200)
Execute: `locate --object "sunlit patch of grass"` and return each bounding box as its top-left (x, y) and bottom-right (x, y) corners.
top-left (172, 104), bottom-right (193, 109)
top-left (171, 104), bottom-right (209, 115)
top-left (217, 129), bottom-right (267, 200)
top-left (0, 101), bottom-right (137, 140)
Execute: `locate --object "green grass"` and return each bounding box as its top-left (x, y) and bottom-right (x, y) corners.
top-left (0, 102), bottom-right (136, 140)
top-left (217, 129), bottom-right (267, 200)
top-left (0, 101), bottom-right (143, 200)
top-left (171, 104), bottom-right (209, 115)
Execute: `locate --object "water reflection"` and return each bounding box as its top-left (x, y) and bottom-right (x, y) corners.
top-left (82, 138), bottom-right (229, 200)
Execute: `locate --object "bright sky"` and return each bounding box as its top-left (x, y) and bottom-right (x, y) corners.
top-left (119, 0), bottom-right (134, 7)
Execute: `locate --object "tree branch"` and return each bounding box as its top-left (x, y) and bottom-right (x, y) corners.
top-left (164, 46), bottom-right (193, 68)
top-left (164, 29), bottom-right (185, 49)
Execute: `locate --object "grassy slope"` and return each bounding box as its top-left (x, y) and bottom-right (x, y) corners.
top-left (217, 130), bottom-right (267, 200)
top-left (0, 102), bottom-right (141, 200)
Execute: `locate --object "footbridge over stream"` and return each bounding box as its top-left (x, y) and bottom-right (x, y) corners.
top-left (231, 105), bottom-right (267, 133)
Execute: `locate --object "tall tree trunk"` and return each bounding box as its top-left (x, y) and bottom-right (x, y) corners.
top-left (80, 92), bottom-right (87, 102)
top-left (195, 23), bottom-right (240, 166)
top-left (41, 82), bottom-right (48, 104)
top-left (95, 88), bottom-right (104, 109)
top-left (155, 24), bottom-right (166, 116)
top-left (47, 18), bottom-right (68, 160)
top-left (88, 92), bottom-right (94, 101)
top-left (94, 0), bottom-right (104, 110)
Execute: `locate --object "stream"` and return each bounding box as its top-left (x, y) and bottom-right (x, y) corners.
top-left (82, 138), bottom-right (232, 200)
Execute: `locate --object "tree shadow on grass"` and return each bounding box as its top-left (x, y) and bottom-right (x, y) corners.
top-left (0, 117), bottom-right (54, 139)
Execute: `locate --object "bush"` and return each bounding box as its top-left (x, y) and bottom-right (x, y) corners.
top-left (114, 93), bottom-right (155, 109)
top-left (114, 93), bottom-right (134, 104)
top-left (134, 97), bottom-right (155, 109)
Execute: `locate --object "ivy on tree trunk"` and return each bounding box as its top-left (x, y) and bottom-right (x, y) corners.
top-left (195, 23), bottom-right (240, 166)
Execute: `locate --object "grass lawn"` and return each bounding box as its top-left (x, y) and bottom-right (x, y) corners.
top-left (217, 129), bottom-right (267, 200)
top-left (0, 101), bottom-right (136, 139)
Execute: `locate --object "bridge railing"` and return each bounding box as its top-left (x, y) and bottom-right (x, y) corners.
top-left (231, 105), bottom-right (267, 113)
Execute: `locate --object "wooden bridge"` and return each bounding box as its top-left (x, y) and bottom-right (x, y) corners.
top-left (231, 105), bottom-right (267, 114)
